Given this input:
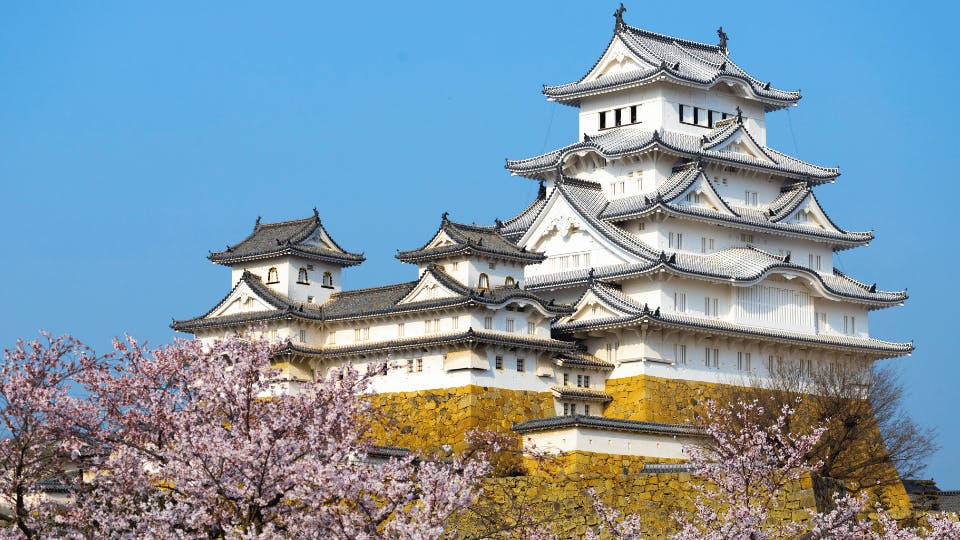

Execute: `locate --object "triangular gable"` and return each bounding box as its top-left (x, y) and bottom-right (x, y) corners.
top-left (298, 224), bottom-right (339, 252)
top-left (707, 125), bottom-right (775, 164)
top-left (672, 171), bottom-right (737, 216)
top-left (779, 193), bottom-right (844, 233)
top-left (397, 270), bottom-right (463, 305)
top-left (584, 35), bottom-right (654, 82)
top-left (518, 190), bottom-right (633, 265)
top-left (566, 288), bottom-right (636, 323)
top-left (210, 280), bottom-right (279, 318)
top-left (424, 230), bottom-right (460, 250)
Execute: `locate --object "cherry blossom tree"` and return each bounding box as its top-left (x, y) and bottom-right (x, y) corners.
top-left (670, 399), bottom-right (958, 540)
top-left (0, 334), bottom-right (490, 539)
top-left (0, 333), bottom-right (102, 539)
top-left (64, 335), bottom-right (490, 539)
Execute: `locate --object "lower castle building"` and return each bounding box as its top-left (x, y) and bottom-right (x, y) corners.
top-left (173, 10), bottom-right (914, 522)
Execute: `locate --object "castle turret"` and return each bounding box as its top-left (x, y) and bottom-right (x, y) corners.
top-left (208, 209), bottom-right (364, 305)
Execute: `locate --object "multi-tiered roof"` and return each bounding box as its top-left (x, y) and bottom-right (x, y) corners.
top-left (542, 9), bottom-right (799, 109)
top-left (209, 209), bottom-right (365, 267)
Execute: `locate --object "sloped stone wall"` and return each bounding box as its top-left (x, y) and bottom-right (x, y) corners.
top-left (368, 378), bottom-right (913, 536)
top-left (366, 385), bottom-right (554, 453)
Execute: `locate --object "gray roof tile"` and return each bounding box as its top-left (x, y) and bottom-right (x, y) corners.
top-left (552, 282), bottom-right (913, 357)
top-left (512, 414), bottom-right (704, 436)
top-left (209, 211), bottom-right (364, 267)
top-left (506, 122), bottom-right (838, 182)
top-left (543, 23), bottom-right (799, 107)
top-left (173, 266), bottom-right (573, 332)
top-left (397, 215), bottom-right (544, 264)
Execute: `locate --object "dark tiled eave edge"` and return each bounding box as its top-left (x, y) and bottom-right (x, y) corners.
top-left (209, 213), bottom-right (364, 267)
top-left (210, 246), bottom-right (365, 267)
top-left (367, 445), bottom-right (410, 459)
top-left (277, 329), bottom-right (577, 359)
top-left (396, 243), bottom-right (545, 264)
top-left (513, 414), bottom-right (704, 437)
top-left (173, 288), bottom-right (572, 332)
top-left (506, 128), bottom-right (837, 183)
top-left (543, 67), bottom-right (798, 109)
top-left (172, 269), bottom-right (574, 333)
top-left (522, 259), bottom-right (906, 308)
top-left (541, 23), bottom-right (799, 108)
top-left (549, 386), bottom-right (613, 402)
top-left (552, 309), bottom-right (913, 358)
top-left (606, 202), bottom-right (871, 249)
top-left (554, 352), bottom-right (614, 370)
top-left (398, 218), bottom-right (543, 264)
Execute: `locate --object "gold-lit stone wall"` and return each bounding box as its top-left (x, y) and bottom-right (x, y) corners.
top-left (447, 451), bottom-right (819, 539)
top-left (366, 385), bottom-right (555, 453)
top-left (367, 376), bottom-right (913, 536)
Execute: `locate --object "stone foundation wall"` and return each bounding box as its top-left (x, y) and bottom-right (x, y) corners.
top-left (448, 451), bottom-right (818, 539)
top-left (368, 377), bottom-right (913, 534)
top-left (602, 373), bottom-right (912, 517)
top-left (366, 385), bottom-right (554, 453)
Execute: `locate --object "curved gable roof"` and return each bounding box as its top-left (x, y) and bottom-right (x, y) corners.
top-left (209, 210), bottom-right (364, 267)
top-left (397, 214), bottom-right (545, 264)
top-left (506, 121), bottom-right (838, 182)
top-left (543, 22), bottom-right (800, 109)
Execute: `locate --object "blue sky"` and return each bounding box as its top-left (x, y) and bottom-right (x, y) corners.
top-left (2, 2), bottom-right (957, 486)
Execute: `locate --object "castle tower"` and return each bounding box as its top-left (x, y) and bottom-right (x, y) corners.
top-left (502, 13), bottom-right (911, 438)
top-left (208, 209), bottom-right (364, 306)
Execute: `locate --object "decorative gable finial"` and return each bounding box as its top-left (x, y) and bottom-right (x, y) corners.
top-left (494, 218), bottom-right (503, 230)
top-left (717, 26), bottom-right (729, 52)
top-left (313, 207), bottom-right (319, 218)
top-left (441, 211), bottom-right (449, 222)
top-left (613, 3), bottom-right (626, 31)
top-left (255, 215), bottom-right (262, 227)
top-left (736, 106), bottom-right (743, 123)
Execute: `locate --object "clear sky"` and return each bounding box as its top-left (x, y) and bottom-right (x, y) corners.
top-left (2, 1), bottom-right (957, 486)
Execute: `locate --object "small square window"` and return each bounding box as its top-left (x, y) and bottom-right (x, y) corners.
top-left (484, 316), bottom-right (493, 330)
top-left (495, 356), bottom-right (503, 370)
top-left (516, 358), bottom-right (525, 372)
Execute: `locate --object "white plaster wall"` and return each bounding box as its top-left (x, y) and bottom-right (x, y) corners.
top-left (578, 86), bottom-right (665, 137)
top-left (523, 426), bottom-right (695, 460)
top-left (577, 82), bottom-right (767, 145)
top-left (418, 257), bottom-right (524, 290)
top-left (230, 257), bottom-right (342, 304)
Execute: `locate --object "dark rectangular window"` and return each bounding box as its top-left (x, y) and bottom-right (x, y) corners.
top-left (630, 105), bottom-right (638, 123)
top-left (614, 109), bottom-right (622, 126)
top-left (599, 111), bottom-right (606, 129)
top-left (516, 358), bottom-right (525, 372)
top-left (495, 356), bottom-right (503, 370)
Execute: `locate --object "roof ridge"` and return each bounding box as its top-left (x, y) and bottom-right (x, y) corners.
top-left (254, 215), bottom-right (317, 230)
top-left (622, 23), bottom-right (722, 53)
top-left (328, 280), bottom-right (418, 298)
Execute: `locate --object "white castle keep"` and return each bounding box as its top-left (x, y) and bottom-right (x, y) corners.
top-left (174, 12), bottom-right (910, 460)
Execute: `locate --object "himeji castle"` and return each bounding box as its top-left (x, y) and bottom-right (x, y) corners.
top-left (173, 11), bottom-right (911, 465)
